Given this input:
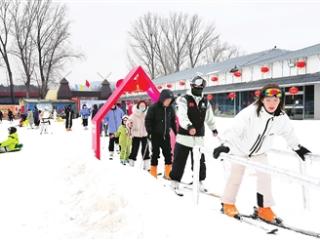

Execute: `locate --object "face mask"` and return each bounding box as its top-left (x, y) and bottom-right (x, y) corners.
top-left (191, 87), bottom-right (203, 96)
top-left (139, 107), bottom-right (146, 112)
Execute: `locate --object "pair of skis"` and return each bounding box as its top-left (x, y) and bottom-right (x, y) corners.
top-left (167, 144), bottom-right (320, 238)
top-left (181, 182), bottom-right (221, 198)
top-left (234, 211), bottom-right (320, 238)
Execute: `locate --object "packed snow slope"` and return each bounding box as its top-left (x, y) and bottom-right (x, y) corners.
top-left (0, 117), bottom-right (319, 240)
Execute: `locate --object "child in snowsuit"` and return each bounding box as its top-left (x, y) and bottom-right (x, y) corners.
top-left (79, 104), bottom-right (91, 129)
top-left (0, 127), bottom-right (22, 153)
top-left (115, 115), bottom-right (132, 165)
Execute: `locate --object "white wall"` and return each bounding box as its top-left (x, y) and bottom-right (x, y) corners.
top-left (307, 55), bottom-right (320, 73)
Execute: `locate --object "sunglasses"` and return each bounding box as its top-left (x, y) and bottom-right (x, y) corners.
top-left (262, 88), bottom-right (282, 98)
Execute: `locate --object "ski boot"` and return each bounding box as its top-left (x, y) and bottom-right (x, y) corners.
top-left (221, 203), bottom-right (240, 219)
top-left (254, 206), bottom-right (282, 224)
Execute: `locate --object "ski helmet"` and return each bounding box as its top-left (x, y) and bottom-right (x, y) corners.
top-left (8, 127), bottom-right (17, 134)
top-left (190, 74), bottom-right (207, 89)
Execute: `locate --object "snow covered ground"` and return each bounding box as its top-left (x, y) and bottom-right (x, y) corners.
top-left (0, 117), bottom-right (319, 240)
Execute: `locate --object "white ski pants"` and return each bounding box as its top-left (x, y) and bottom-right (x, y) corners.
top-left (221, 154), bottom-right (274, 207)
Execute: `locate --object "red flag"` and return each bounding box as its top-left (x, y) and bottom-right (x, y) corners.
top-left (85, 80), bottom-right (90, 88)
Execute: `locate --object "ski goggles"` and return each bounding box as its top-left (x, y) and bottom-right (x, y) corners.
top-left (191, 77), bottom-right (207, 88)
top-left (262, 88), bottom-right (282, 98)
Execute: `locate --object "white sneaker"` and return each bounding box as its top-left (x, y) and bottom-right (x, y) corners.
top-left (129, 159), bottom-right (135, 167)
top-left (171, 180), bottom-right (183, 196)
top-left (171, 180), bottom-right (180, 190)
top-left (143, 160), bottom-right (150, 170)
top-left (199, 181), bottom-right (208, 193)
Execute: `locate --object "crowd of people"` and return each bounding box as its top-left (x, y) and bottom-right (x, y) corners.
top-left (0, 109), bottom-right (14, 123)
top-left (0, 75), bottom-right (313, 225)
top-left (100, 75), bottom-right (312, 225)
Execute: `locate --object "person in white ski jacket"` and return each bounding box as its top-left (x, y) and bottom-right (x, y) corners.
top-left (169, 75), bottom-right (218, 192)
top-left (213, 83), bottom-right (311, 223)
top-left (128, 101), bottom-right (150, 169)
top-left (40, 108), bottom-right (51, 135)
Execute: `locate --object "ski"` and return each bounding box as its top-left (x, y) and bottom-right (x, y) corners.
top-left (161, 179), bottom-right (184, 197)
top-left (182, 184), bottom-right (221, 198)
top-left (241, 211), bottom-right (320, 238)
top-left (236, 214), bottom-right (278, 234)
top-left (0, 148), bottom-right (22, 154)
top-left (267, 221), bottom-right (320, 238)
top-left (173, 189), bottom-right (184, 197)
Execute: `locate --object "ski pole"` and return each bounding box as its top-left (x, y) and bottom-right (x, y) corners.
top-left (192, 136), bottom-right (201, 206)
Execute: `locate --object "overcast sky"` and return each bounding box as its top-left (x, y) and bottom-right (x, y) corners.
top-left (4, 0), bottom-right (320, 86)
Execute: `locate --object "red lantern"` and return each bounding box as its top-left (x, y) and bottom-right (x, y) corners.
top-left (228, 92), bottom-right (236, 100)
top-left (289, 86), bottom-right (299, 95)
top-left (260, 66), bottom-right (269, 73)
top-left (157, 85), bottom-right (162, 90)
top-left (254, 90), bottom-right (261, 97)
top-left (296, 60), bottom-right (306, 68)
top-left (233, 71), bottom-right (241, 77)
top-left (115, 79), bottom-right (123, 88)
top-left (207, 94), bottom-right (213, 101)
top-left (179, 80), bottom-right (186, 86)
top-left (166, 84), bottom-right (172, 88)
top-left (211, 76), bottom-right (219, 81)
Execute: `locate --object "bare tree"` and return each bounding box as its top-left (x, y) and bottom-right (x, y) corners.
top-left (34, 0), bottom-right (81, 98)
top-left (186, 15), bottom-right (219, 68)
top-left (11, 0), bottom-right (37, 98)
top-left (0, 0), bottom-right (14, 103)
top-left (152, 20), bottom-right (174, 76)
top-left (128, 12), bottom-right (241, 79)
top-left (128, 13), bottom-right (158, 79)
top-left (204, 40), bottom-right (241, 63)
top-left (160, 13), bottom-right (190, 72)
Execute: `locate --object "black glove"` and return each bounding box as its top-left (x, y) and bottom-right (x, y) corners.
top-left (213, 145), bottom-right (230, 159)
top-left (294, 145), bottom-right (311, 161)
top-left (212, 129), bottom-right (218, 136)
